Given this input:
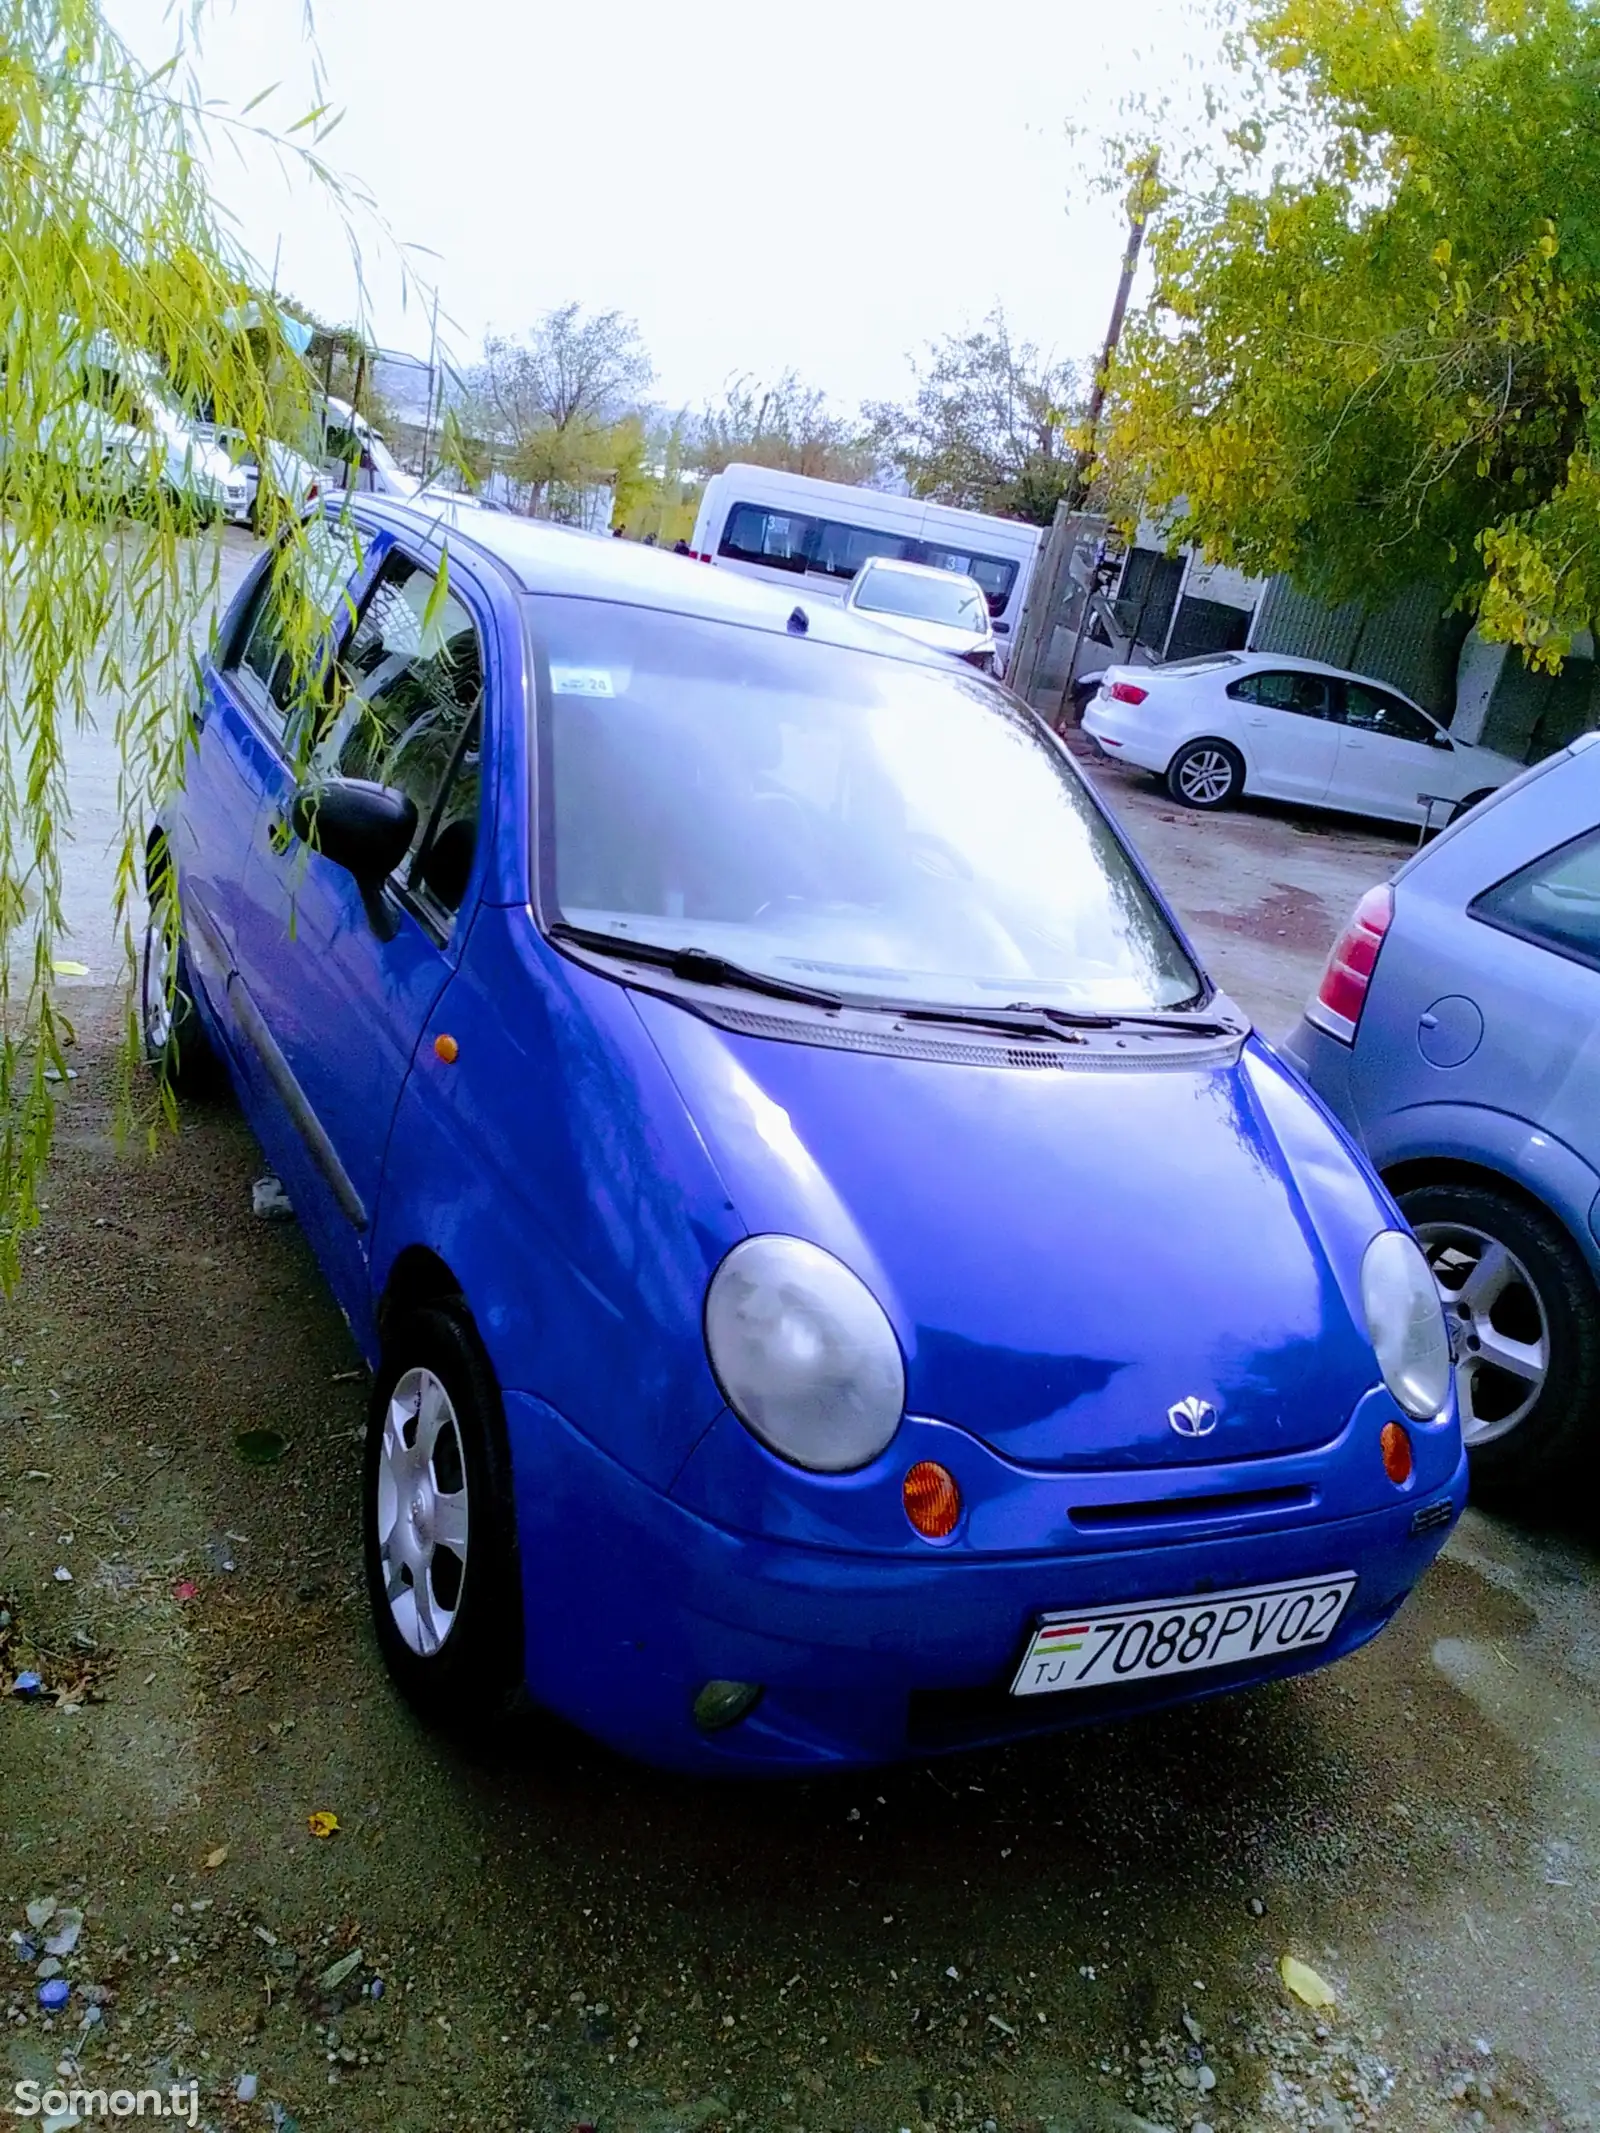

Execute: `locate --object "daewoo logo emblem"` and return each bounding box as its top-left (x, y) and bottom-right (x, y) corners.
top-left (1168, 1395), bottom-right (1219, 1439)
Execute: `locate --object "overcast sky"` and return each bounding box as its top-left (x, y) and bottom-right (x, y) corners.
top-left (107, 0), bottom-right (1214, 415)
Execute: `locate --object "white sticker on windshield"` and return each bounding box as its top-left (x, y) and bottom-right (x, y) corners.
top-left (551, 665), bottom-right (615, 697)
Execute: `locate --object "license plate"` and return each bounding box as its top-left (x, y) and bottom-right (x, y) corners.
top-left (1010, 1573), bottom-right (1357, 1698)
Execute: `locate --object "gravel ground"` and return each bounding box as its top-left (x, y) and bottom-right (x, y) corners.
top-left (1, 577), bottom-right (1596, 2133)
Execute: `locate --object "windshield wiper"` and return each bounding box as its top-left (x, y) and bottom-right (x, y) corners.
top-left (1005, 999), bottom-right (1240, 1040)
top-left (548, 923), bottom-right (846, 1009)
top-left (893, 1002), bottom-right (1108, 1039)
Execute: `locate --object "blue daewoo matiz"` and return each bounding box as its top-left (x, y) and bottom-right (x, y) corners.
top-left (146, 497), bottom-right (1467, 1772)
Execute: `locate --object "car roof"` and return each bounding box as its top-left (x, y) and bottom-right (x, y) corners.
top-left (350, 495), bottom-right (961, 667)
top-left (1202, 650), bottom-right (1430, 705)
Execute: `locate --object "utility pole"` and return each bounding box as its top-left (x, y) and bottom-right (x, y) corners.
top-left (1064, 147), bottom-right (1159, 517)
top-left (1010, 148), bottom-right (1160, 714)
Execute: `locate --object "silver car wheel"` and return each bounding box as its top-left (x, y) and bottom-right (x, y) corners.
top-left (1176, 747), bottom-right (1235, 805)
top-left (1413, 1220), bottom-right (1549, 1446)
top-left (375, 1365), bottom-right (470, 1657)
top-left (142, 916), bottom-right (174, 1056)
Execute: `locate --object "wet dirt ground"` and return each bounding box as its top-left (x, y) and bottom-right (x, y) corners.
top-left (2, 589), bottom-right (1597, 2133)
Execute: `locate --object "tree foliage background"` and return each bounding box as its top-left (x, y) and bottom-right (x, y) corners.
top-left (690, 372), bottom-right (879, 486)
top-left (866, 310), bottom-right (1086, 526)
top-left (1111, 0), bottom-right (1600, 663)
top-left (463, 304), bottom-right (653, 519)
top-left (0, 0), bottom-right (337, 1280)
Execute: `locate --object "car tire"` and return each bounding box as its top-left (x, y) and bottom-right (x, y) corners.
top-left (139, 905), bottom-right (218, 1095)
top-left (1166, 738), bottom-right (1244, 809)
top-left (363, 1301), bottom-right (525, 1729)
top-left (1398, 1180), bottom-right (1600, 1501)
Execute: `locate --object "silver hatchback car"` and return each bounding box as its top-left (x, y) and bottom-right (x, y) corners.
top-left (1285, 733), bottom-right (1600, 1501)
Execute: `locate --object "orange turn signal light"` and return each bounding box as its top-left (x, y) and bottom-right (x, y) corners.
top-left (903, 1460), bottom-right (962, 1539)
top-left (1380, 1420), bottom-right (1413, 1485)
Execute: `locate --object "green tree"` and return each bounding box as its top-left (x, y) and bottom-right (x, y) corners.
top-left (1111, 0), bottom-right (1600, 663)
top-left (692, 372), bottom-right (878, 485)
top-left (466, 304), bottom-right (653, 519)
top-left (0, 0), bottom-right (338, 1279)
top-left (865, 312), bottom-right (1085, 525)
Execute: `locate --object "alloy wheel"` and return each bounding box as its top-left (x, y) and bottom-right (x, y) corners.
top-left (375, 1366), bottom-right (471, 1656)
top-left (142, 917), bottom-right (174, 1055)
top-left (1413, 1220), bottom-right (1549, 1446)
top-left (1177, 748), bottom-right (1235, 804)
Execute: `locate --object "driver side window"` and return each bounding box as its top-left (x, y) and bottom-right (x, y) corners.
top-left (1342, 681), bottom-right (1436, 744)
top-left (320, 552), bottom-right (485, 928)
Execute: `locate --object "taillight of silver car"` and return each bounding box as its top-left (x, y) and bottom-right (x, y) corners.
top-left (1308, 884), bottom-right (1394, 1043)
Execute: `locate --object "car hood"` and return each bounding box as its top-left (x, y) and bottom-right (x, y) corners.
top-left (633, 995), bottom-right (1389, 1471)
top-left (852, 609), bottom-right (993, 659)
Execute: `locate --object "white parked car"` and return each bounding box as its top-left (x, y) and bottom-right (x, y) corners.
top-left (1083, 652), bottom-right (1523, 828)
top-left (29, 337), bottom-right (248, 521)
top-left (200, 426), bottom-right (321, 530)
top-left (843, 557), bottom-right (999, 671)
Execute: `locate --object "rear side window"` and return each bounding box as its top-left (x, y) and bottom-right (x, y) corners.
top-left (810, 520), bottom-right (917, 580)
top-left (719, 503), bottom-right (814, 571)
top-left (717, 501), bottom-right (1020, 613)
top-left (1229, 670), bottom-right (1333, 717)
top-left (1471, 827), bottom-right (1600, 974)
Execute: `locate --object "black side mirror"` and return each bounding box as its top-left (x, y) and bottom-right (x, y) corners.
top-left (290, 778), bottom-right (416, 938)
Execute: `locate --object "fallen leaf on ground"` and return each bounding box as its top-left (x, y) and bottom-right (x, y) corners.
top-left (173, 1580), bottom-right (198, 1603)
top-left (307, 1811), bottom-right (339, 1839)
top-left (316, 1948), bottom-right (363, 1992)
top-left (1279, 1954), bottom-right (1337, 2008)
top-left (51, 960), bottom-right (89, 976)
top-left (204, 1846), bottom-right (229, 1871)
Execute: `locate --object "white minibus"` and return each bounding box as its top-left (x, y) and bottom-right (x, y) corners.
top-left (688, 464), bottom-right (1044, 672)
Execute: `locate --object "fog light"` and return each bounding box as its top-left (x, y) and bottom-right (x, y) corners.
top-left (1380, 1420), bottom-right (1413, 1485)
top-left (903, 1460), bottom-right (962, 1539)
top-left (692, 1679), bottom-right (763, 1733)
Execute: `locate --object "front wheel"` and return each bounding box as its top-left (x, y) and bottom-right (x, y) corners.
top-left (364, 1303), bottom-right (524, 1728)
top-left (1398, 1180), bottom-right (1599, 1501)
top-left (1166, 738), bottom-right (1244, 809)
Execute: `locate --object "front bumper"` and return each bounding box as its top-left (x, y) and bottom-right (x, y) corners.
top-left (507, 1391), bottom-right (1466, 1774)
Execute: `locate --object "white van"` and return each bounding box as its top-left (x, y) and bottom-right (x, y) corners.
top-left (688, 464), bottom-right (1044, 671)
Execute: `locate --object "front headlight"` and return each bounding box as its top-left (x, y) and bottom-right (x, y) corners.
top-left (704, 1235), bottom-right (905, 1472)
top-left (1361, 1229), bottom-right (1452, 1421)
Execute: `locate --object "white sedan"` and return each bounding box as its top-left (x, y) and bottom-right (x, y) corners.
top-left (843, 557), bottom-right (999, 672)
top-left (1082, 651), bottom-right (1522, 827)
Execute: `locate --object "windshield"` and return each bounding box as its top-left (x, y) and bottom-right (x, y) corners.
top-left (854, 567), bottom-right (989, 633)
top-left (534, 601), bottom-right (1202, 1014)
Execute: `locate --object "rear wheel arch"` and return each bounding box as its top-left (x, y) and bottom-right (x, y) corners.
top-left (1382, 1154), bottom-right (1586, 1245)
top-left (1382, 1157), bottom-right (1600, 1497)
top-left (144, 822), bottom-right (173, 895)
top-left (377, 1244), bottom-right (467, 1347)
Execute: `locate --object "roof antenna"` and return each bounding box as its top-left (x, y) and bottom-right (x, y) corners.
top-left (787, 604), bottom-right (809, 635)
